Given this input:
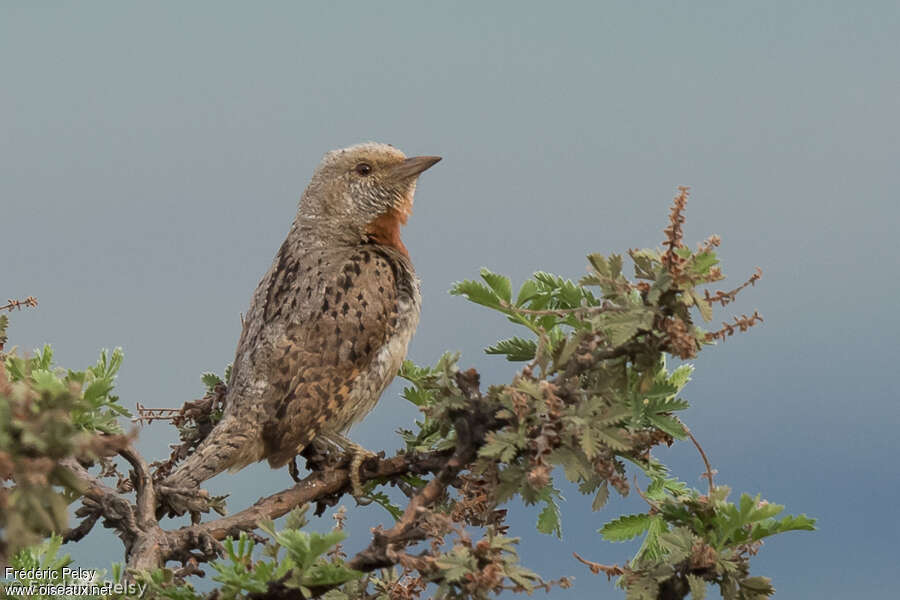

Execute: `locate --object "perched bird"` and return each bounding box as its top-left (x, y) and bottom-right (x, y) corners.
top-left (165, 142), bottom-right (440, 490)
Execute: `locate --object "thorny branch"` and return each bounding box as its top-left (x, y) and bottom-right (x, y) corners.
top-left (57, 367), bottom-right (506, 598)
top-left (345, 370), bottom-right (496, 574)
top-left (61, 438), bottom-right (455, 578)
top-left (0, 296), bottom-right (37, 351)
top-left (704, 267), bottom-right (762, 307)
top-left (572, 552), bottom-right (624, 581)
top-left (1, 296), bottom-right (38, 312)
top-left (681, 422), bottom-right (716, 495)
top-left (705, 311), bottom-right (764, 342)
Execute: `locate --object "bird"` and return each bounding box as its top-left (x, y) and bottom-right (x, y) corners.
top-left (164, 142), bottom-right (440, 492)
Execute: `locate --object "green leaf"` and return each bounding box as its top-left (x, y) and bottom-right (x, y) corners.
top-left (367, 490), bottom-right (403, 521)
top-left (35, 344), bottom-right (54, 370)
top-left (480, 431), bottom-right (521, 463)
top-left (689, 289), bottom-right (713, 322)
top-left (597, 309), bottom-right (655, 346)
top-left (5, 354), bottom-right (27, 380)
top-left (587, 253), bottom-right (610, 277)
top-left (30, 370), bottom-right (66, 395)
top-left (635, 514), bottom-right (667, 561)
top-left (595, 426), bottom-right (632, 451)
top-left (201, 372), bottom-right (223, 390)
top-left (658, 526), bottom-right (693, 564)
top-left (579, 426), bottom-right (602, 459)
top-left (504, 563), bottom-right (541, 592)
top-left (284, 505), bottom-right (310, 531)
top-left (687, 574), bottom-right (707, 600)
top-left (83, 378), bottom-right (114, 404)
top-left (630, 248), bottom-right (661, 280)
top-left (646, 414), bottom-right (688, 439)
top-left (485, 337), bottom-right (537, 361)
top-left (549, 447), bottom-right (592, 482)
top-left (609, 254), bottom-right (624, 278)
top-left (690, 251), bottom-right (719, 276)
top-left (599, 513), bottom-right (653, 542)
top-left (740, 576), bottom-right (774, 597)
top-left (480, 268), bottom-right (512, 302)
top-left (516, 279), bottom-right (540, 306)
top-left (560, 284), bottom-right (582, 308)
top-left (775, 513), bottom-right (817, 532)
top-left (555, 332), bottom-right (585, 368)
top-left (595, 404), bottom-right (633, 426)
top-left (648, 396), bottom-right (691, 414)
top-left (536, 498), bottom-right (563, 538)
top-left (402, 386), bottom-right (433, 406)
top-left (301, 563), bottom-right (363, 587)
top-left (749, 513), bottom-right (816, 542)
top-left (591, 482), bottom-right (610, 511)
top-left (434, 547), bottom-right (476, 583)
top-left (747, 501), bottom-right (784, 523)
top-left (648, 269), bottom-right (673, 304)
top-left (450, 279), bottom-right (501, 309)
top-left (277, 530), bottom-right (347, 572)
top-left (669, 363), bottom-right (694, 389)
top-left (626, 576), bottom-right (660, 600)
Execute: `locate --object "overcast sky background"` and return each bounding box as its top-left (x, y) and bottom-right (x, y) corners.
top-left (2, 2), bottom-right (898, 598)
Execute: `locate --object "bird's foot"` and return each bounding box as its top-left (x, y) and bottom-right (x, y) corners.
top-left (319, 434), bottom-right (380, 505)
top-left (347, 445), bottom-right (379, 505)
top-left (300, 438), bottom-right (342, 474)
top-left (319, 434), bottom-right (384, 506)
top-left (288, 456), bottom-right (302, 483)
top-left (155, 484), bottom-right (222, 522)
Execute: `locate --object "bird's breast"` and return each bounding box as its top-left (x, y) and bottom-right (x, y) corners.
top-left (331, 249), bottom-right (420, 431)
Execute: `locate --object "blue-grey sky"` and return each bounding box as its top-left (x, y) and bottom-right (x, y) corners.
top-left (3, 2), bottom-right (898, 597)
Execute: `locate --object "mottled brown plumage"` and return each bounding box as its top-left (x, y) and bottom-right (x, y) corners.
top-left (165, 143), bottom-right (440, 488)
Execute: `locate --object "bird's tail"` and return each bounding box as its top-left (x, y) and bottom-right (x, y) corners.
top-left (163, 415), bottom-right (261, 488)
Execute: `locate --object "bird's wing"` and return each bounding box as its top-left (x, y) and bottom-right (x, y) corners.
top-left (260, 245), bottom-right (410, 467)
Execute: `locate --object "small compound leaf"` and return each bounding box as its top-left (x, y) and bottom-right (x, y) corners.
top-left (450, 280), bottom-right (501, 309)
top-left (480, 268), bottom-right (512, 303)
top-left (485, 337), bottom-right (537, 361)
top-left (687, 574), bottom-right (707, 600)
top-left (599, 513), bottom-right (652, 542)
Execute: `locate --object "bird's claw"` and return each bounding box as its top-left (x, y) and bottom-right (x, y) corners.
top-left (315, 434), bottom-right (380, 504)
top-left (348, 449), bottom-right (376, 505)
top-left (288, 457), bottom-right (302, 483)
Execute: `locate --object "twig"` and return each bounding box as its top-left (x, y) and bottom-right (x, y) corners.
top-left (573, 552), bottom-right (624, 580)
top-left (62, 509), bottom-right (101, 543)
top-left (1, 296), bottom-right (38, 311)
top-left (681, 422), bottom-right (715, 495)
top-left (120, 444), bottom-right (157, 528)
top-left (194, 451), bottom-right (448, 541)
top-left (62, 438), bottom-right (454, 577)
top-left (705, 311), bottom-right (764, 342)
top-left (633, 475), bottom-right (661, 512)
top-left (662, 187), bottom-right (690, 271)
top-left (704, 267), bottom-right (762, 307)
top-left (60, 456), bottom-right (138, 532)
top-left (132, 404), bottom-right (181, 425)
top-left (498, 299), bottom-right (626, 318)
top-left (343, 370), bottom-right (496, 576)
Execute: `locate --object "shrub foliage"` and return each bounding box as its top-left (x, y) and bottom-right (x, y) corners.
top-left (0, 190), bottom-right (813, 600)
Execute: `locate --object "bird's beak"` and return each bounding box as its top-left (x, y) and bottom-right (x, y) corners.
top-left (391, 155), bottom-right (442, 180)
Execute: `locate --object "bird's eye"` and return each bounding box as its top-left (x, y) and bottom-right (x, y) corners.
top-left (355, 163), bottom-right (372, 176)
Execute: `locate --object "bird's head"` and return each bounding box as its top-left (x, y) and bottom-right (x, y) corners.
top-left (296, 142), bottom-right (441, 257)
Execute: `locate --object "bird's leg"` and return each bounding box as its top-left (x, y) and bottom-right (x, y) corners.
top-left (320, 433), bottom-right (378, 504)
top-left (300, 437), bottom-right (337, 473)
top-left (288, 456), bottom-right (302, 483)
